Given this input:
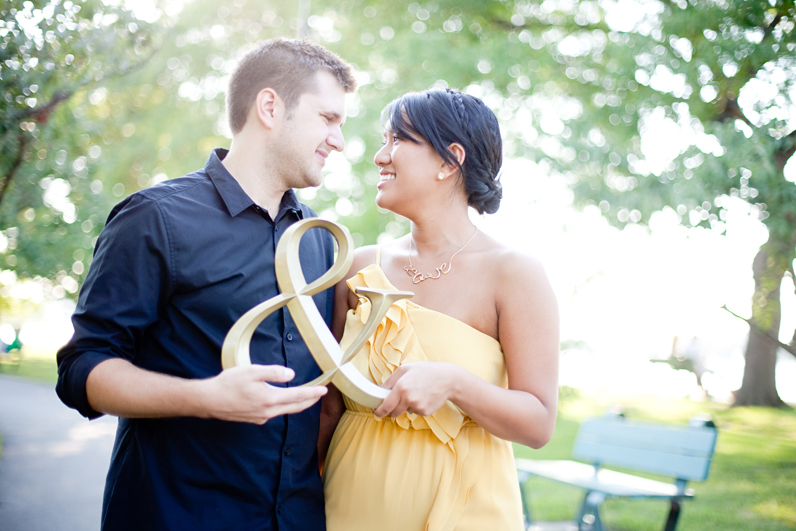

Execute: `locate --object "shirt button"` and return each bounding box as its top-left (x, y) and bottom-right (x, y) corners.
top-left (286, 333), bottom-right (293, 341)
top-left (284, 447), bottom-right (291, 456)
top-left (277, 505), bottom-right (283, 514)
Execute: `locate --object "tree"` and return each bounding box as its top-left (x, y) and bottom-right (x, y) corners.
top-left (0, 0), bottom-right (159, 304)
top-left (3, 0), bottom-right (793, 405)
top-left (295, 0), bottom-right (796, 406)
top-left (488, 0), bottom-right (796, 407)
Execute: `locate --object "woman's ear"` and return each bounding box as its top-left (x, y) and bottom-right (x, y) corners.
top-left (449, 143), bottom-right (466, 166)
top-left (439, 143), bottom-right (466, 180)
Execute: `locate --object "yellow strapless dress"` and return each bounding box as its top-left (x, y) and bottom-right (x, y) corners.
top-left (323, 264), bottom-right (524, 531)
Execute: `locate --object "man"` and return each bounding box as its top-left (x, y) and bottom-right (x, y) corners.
top-left (56, 39), bottom-right (356, 530)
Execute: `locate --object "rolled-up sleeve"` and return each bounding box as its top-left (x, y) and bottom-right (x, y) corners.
top-left (56, 194), bottom-right (172, 419)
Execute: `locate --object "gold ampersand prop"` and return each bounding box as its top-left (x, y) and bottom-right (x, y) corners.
top-left (221, 218), bottom-right (413, 409)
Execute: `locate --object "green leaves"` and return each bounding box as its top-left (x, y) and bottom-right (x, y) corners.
top-left (2, 0), bottom-right (795, 302)
top-left (0, 0), bottom-right (160, 298)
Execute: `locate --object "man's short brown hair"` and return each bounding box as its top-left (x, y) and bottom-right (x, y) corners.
top-left (226, 38), bottom-right (357, 134)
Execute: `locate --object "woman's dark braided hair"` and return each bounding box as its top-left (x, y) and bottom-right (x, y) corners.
top-left (383, 88), bottom-right (503, 214)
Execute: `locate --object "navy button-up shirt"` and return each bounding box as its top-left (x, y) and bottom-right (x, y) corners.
top-left (56, 149), bottom-right (333, 530)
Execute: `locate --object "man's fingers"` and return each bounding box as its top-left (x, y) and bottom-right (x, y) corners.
top-left (268, 394), bottom-right (327, 417)
top-left (269, 385), bottom-right (327, 406)
top-left (244, 364), bottom-right (296, 383)
top-left (250, 386), bottom-right (328, 423)
top-left (208, 367), bottom-right (328, 423)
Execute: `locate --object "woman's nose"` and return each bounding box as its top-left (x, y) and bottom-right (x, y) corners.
top-left (374, 143), bottom-right (390, 166)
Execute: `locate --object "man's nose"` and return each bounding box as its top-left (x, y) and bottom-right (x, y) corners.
top-left (328, 126), bottom-right (345, 152)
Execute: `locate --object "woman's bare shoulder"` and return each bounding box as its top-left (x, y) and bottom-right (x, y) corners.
top-left (336, 246), bottom-right (378, 293)
top-left (351, 245), bottom-right (379, 272)
top-left (482, 238), bottom-right (553, 300)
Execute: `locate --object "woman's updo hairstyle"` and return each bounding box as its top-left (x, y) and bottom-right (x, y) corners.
top-left (384, 88), bottom-right (503, 214)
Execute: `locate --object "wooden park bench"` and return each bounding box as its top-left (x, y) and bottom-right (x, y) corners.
top-left (516, 411), bottom-right (718, 531)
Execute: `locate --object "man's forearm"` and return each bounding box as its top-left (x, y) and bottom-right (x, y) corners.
top-left (86, 358), bottom-right (209, 418)
top-left (86, 358), bottom-right (328, 423)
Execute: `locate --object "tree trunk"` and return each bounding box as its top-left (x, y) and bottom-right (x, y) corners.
top-left (734, 235), bottom-right (788, 407)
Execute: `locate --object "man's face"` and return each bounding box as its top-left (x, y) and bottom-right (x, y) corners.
top-left (271, 70), bottom-right (347, 190)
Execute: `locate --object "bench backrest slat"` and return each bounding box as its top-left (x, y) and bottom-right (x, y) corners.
top-left (572, 417), bottom-right (718, 482)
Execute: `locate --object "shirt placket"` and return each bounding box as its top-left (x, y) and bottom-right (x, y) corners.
top-left (274, 208), bottom-right (298, 527)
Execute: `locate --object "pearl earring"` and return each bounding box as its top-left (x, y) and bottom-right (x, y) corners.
top-left (437, 172), bottom-right (445, 181)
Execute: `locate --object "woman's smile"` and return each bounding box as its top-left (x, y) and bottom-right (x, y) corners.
top-left (377, 171), bottom-right (396, 188)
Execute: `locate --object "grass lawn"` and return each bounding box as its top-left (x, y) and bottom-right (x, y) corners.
top-left (2, 350), bottom-right (793, 530)
top-left (0, 346), bottom-right (58, 383)
top-left (514, 391), bottom-right (796, 531)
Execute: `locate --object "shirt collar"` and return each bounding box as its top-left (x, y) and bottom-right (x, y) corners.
top-left (206, 148), bottom-right (303, 220)
top-left (275, 188), bottom-right (304, 222)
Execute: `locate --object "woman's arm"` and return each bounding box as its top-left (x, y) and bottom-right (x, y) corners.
top-left (374, 251), bottom-right (559, 449)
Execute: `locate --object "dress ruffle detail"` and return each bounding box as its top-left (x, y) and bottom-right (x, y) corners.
top-left (343, 264), bottom-right (466, 445)
top-left (325, 263), bottom-right (523, 531)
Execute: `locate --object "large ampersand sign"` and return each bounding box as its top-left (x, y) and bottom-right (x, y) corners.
top-left (221, 218), bottom-right (413, 409)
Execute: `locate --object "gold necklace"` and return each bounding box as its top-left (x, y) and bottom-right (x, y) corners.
top-left (404, 226), bottom-right (479, 284)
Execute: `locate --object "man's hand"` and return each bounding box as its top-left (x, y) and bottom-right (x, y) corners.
top-left (201, 365), bottom-right (328, 424)
top-left (86, 358), bottom-right (326, 423)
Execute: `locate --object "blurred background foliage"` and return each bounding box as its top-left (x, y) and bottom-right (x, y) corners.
top-left (1, 0), bottom-right (795, 405)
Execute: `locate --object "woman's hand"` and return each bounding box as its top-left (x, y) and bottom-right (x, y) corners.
top-left (373, 362), bottom-right (462, 418)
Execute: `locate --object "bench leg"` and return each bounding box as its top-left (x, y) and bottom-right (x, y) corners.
top-left (577, 491), bottom-right (605, 531)
top-left (663, 500), bottom-right (681, 531)
top-left (517, 471), bottom-right (533, 529)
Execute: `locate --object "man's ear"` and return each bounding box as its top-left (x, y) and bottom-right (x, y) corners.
top-left (253, 88), bottom-right (283, 130)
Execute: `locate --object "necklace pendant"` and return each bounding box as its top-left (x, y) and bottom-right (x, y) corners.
top-left (405, 227), bottom-right (478, 283)
top-left (405, 265), bottom-right (425, 284)
top-left (426, 268), bottom-right (443, 280)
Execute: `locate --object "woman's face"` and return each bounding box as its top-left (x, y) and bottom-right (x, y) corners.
top-left (373, 128), bottom-right (444, 215)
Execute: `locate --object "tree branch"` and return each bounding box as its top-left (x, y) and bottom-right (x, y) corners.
top-left (14, 90), bottom-right (73, 124)
top-left (716, 96), bottom-right (756, 128)
top-left (722, 304), bottom-right (796, 359)
top-left (789, 263), bottom-right (796, 349)
top-left (0, 131), bottom-right (29, 207)
top-left (736, 10), bottom-right (784, 85)
top-left (1, 44), bottom-right (158, 210)
top-left (490, 17), bottom-right (609, 34)
top-left (12, 44), bottom-right (156, 125)
top-left (763, 11), bottom-right (783, 42)
top-left (774, 129), bottom-right (796, 173)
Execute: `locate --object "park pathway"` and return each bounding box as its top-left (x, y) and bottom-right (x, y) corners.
top-left (0, 375), bottom-right (116, 531)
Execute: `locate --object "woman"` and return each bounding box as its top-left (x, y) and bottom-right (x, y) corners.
top-left (320, 88), bottom-right (559, 530)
